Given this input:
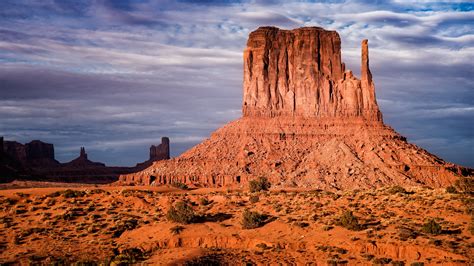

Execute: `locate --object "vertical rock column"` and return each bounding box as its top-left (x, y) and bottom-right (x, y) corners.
top-left (360, 40), bottom-right (382, 121)
top-left (242, 27), bottom-right (382, 121)
top-left (150, 137), bottom-right (170, 161)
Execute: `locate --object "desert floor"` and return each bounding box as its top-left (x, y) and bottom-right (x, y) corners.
top-left (0, 182), bottom-right (472, 265)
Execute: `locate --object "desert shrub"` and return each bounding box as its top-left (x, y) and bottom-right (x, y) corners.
top-left (336, 211), bottom-right (362, 231)
top-left (242, 209), bottom-right (267, 229)
top-left (167, 201), bottom-right (196, 224)
top-left (391, 261), bottom-right (405, 266)
top-left (184, 254), bottom-right (226, 266)
top-left (249, 195), bottom-right (259, 203)
top-left (445, 186), bottom-right (457, 194)
top-left (422, 219), bottom-right (442, 235)
top-left (322, 225), bottom-right (333, 231)
top-left (454, 177), bottom-right (474, 194)
top-left (170, 225), bottom-right (185, 235)
top-left (199, 198), bottom-right (211, 206)
top-left (372, 257), bottom-right (392, 265)
top-left (469, 216), bottom-right (474, 235)
top-left (249, 177), bottom-right (271, 193)
top-left (112, 218), bottom-right (139, 238)
top-left (170, 182), bottom-right (189, 190)
top-left (388, 186), bottom-right (407, 195)
top-left (295, 222), bottom-right (310, 228)
top-left (398, 227), bottom-right (418, 241)
top-left (61, 189), bottom-right (86, 198)
top-left (110, 248), bottom-right (146, 265)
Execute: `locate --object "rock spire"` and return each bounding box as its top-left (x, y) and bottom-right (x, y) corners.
top-left (242, 26), bottom-right (381, 121)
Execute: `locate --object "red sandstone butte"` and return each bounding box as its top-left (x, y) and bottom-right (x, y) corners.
top-left (119, 26), bottom-right (472, 190)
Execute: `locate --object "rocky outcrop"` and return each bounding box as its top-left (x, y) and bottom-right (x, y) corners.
top-left (3, 140), bottom-right (59, 168)
top-left (0, 136), bottom-right (173, 183)
top-left (242, 27), bottom-right (381, 121)
top-left (135, 137), bottom-right (171, 170)
top-left (150, 137), bottom-right (170, 161)
top-left (61, 147), bottom-right (106, 168)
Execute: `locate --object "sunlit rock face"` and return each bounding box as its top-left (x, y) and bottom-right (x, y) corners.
top-left (119, 26), bottom-right (472, 190)
top-left (242, 27), bottom-right (381, 121)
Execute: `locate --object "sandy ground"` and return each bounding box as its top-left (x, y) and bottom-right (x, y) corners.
top-left (0, 184), bottom-right (472, 265)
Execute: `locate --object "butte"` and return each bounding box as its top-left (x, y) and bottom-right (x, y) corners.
top-left (120, 26), bottom-right (472, 190)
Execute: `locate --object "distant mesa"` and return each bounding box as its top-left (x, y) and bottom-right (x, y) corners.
top-left (120, 26), bottom-right (472, 190)
top-left (0, 136), bottom-right (171, 183)
top-left (2, 139), bottom-right (59, 168)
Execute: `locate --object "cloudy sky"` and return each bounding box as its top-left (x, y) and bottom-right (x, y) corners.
top-left (0, 0), bottom-right (472, 167)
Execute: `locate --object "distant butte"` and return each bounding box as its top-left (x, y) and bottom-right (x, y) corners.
top-left (0, 137), bottom-right (171, 183)
top-left (120, 26), bottom-right (472, 190)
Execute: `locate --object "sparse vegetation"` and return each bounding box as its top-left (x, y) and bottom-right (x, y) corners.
top-left (445, 186), bottom-right (457, 193)
top-left (372, 257), bottom-right (392, 265)
top-left (170, 182), bottom-right (189, 190)
top-left (110, 248), bottom-right (147, 265)
top-left (249, 177), bottom-right (271, 193)
top-left (111, 217), bottom-right (139, 238)
top-left (336, 211), bottom-right (362, 231)
top-left (167, 201), bottom-right (196, 224)
top-left (249, 195), bottom-right (259, 203)
top-left (422, 219), bottom-right (442, 235)
top-left (170, 225), bottom-right (185, 235)
top-left (454, 177), bottom-right (474, 194)
top-left (0, 184), bottom-right (472, 264)
top-left (199, 198), bottom-right (211, 206)
top-left (388, 186), bottom-right (407, 195)
top-left (242, 209), bottom-right (267, 229)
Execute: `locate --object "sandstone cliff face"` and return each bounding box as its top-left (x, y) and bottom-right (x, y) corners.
top-left (120, 26), bottom-right (471, 190)
top-left (242, 27), bottom-right (381, 121)
top-left (150, 137), bottom-right (170, 161)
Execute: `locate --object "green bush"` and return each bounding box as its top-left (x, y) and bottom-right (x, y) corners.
top-left (170, 182), bottom-right (189, 190)
top-left (110, 248), bottom-right (146, 265)
top-left (336, 211), bottom-right (362, 231)
top-left (62, 189), bottom-right (86, 198)
top-left (242, 209), bottom-right (267, 229)
top-left (167, 201), bottom-right (196, 224)
top-left (388, 185), bottom-right (407, 195)
top-left (112, 218), bottom-right (139, 238)
top-left (249, 177), bottom-right (271, 193)
top-left (454, 177), bottom-right (474, 194)
top-left (199, 198), bottom-right (211, 206)
top-left (422, 219), bottom-right (442, 235)
top-left (445, 186), bottom-right (457, 193)
top-left (170, 225), bottom-right (185, 235)
top-left (249, 195), bottom-right (259, 203)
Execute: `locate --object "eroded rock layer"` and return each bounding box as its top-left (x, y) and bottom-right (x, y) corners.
top-left (243, 27), bottom-right (381, 121)
top-left (119, 26), bottom-right (471, 189)
top-left (120, 117), bottom-right (469, 190)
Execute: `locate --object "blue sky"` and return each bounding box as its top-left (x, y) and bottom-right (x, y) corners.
top-left (0, 0), bottom-right (473, 167)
